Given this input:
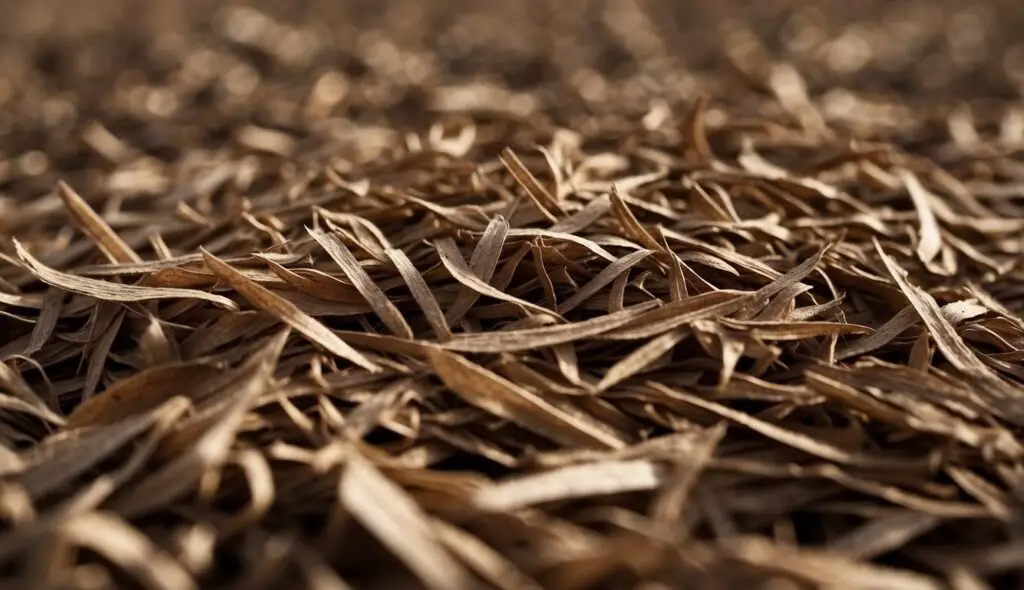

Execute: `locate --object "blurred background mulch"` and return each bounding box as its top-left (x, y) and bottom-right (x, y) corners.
top-left (1, 0), bottom-right (1024, 198)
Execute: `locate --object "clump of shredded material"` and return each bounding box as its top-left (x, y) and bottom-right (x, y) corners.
top-left (3, 1), bottom-right (1024, 588)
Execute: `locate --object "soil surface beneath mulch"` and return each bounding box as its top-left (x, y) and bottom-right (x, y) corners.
top-left (3, 1), bottom-right (1024, 588)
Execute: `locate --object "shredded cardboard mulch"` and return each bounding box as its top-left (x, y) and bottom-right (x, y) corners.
top-left (4, 1), bottom-right (1024, 588)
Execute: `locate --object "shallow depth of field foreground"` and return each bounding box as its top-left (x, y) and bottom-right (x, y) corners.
top-left (4, 1), bottom-right (1024, 588)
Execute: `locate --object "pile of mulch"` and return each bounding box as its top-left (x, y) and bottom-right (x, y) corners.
top-left (4, 1), bottom-right (1024, 588)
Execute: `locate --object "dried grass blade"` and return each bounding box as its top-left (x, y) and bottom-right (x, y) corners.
top-left (649, 422), bottom-right (726, 534)
top-left (875, 240), bottom-right (1024, 424)
top-left (49, 398), bottom-right (191, 516)
top-left (444, 216), bottom-right (510, 323)
top-left (386, 248), bottom-right (452, 341)
top-left (180, 312), bottom-right (277, 359)
top-left (17, 410), bottom-right (164, 499)
top-left (109, 331), bottom-right (286, 517)
top-left (66, 362), bottom-right (222, 428)
top-left (435, 237), bottom-right (562, 321)
top-left (753, 244), bottom-right (832, 302)
top-left (395, 193), bottom-right (487, 231)
top-left (751, 283), bottom-right (809, 321)
top-left (531, 242), bottom-right (558, 310)
top-left (61, 511), bottom-right (196, 590)
top-left (506, 228), bottom-right (617, 262)
top-left (966, 283), bottom-right (1024, 330)
top-left (202, 250), bottom-right (379, 372)
top-left (474, 459), bottom-right (663, 511)
top-left (722, 536), bottom-right (942, 590)
top-left (14, 240), bottom-right (238, 309)
top-left (25, 289), bottom-right (62, 356)
top-left (57, 180), bottom-right (142, 265)
top-left (610, 186), bottom-right (666, 253)
top-left (432, 520), bottom-right (543, 590)
top-left (550, 194), bottom-right (611, 234)
top-left (342, 378), bottom-right (416, 440)
top-left (261, 259), bottom-right (365, 304)
top-left (826, 512), bottom-right (941, 559)
top-left (721, 319), bottom-right (871, 341)
top-left (0, 291), bottom-right (44, 309)
top-left (605, 290), bottom-right (751, 340)
top-left (308, 228), bottom-right (413, 339)
top-left (429, 349), bottom-right (627, 449)
top-left (340, 452), bottom-right (473, 590)
top-left (837, 300), bottom-right (987, 361)
top-left (139, 313), bottom-right (179, 367)
top-left (836, 306), bottom-right (919, 361)
top-left (294, 544), bottom-right (354, 590)
top-left (597, 328), bottom-right (689, 392)
top-left (0, 361), bottom-right (56, 418)
top-left (558, 250), bottom-right (652, 314)
top-left (663, 228), bottom-right (781, 280)
top-left (552, 343), bottom-right (582, 386)
top-left (439, 301), bottom-right (658, 353)
top-left (217, 447), bottom-right (275, 536)
top-left (330, 330), bottom-right (437, 360)
top-left (663, 235), bottom-right (689, 301)
top-left (500, 147), bottom-right (563, 218)
top-left (681, 95), bottom-right (715, 164)
top-left (901, 171), bottom-right (943, 265)
top-left (946, 466), bottom-right (1014, 520)
top-left (646, 382), bottom-right (924, 470)
top-left (947, 567), bottom-right (991, 590)
top-left (804, 370), bottom-right (921, 426)
top-left (0, 393), bottom-right (64, 428)
top-left (83, 303), bottom-right (124, 399)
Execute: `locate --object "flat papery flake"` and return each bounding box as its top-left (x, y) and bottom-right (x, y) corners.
top-left (3, 1), bottom-right (1024, 589)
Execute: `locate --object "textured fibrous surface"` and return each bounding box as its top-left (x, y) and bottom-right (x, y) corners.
top-left (3, 1), bottom-right (1024, 589)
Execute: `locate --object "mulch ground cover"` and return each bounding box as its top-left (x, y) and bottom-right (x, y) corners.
top-left (3, 1), bottom-right (1024, 588)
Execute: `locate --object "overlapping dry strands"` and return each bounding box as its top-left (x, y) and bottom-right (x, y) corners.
top-left (3, 1), bottom-right (1024, 589)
